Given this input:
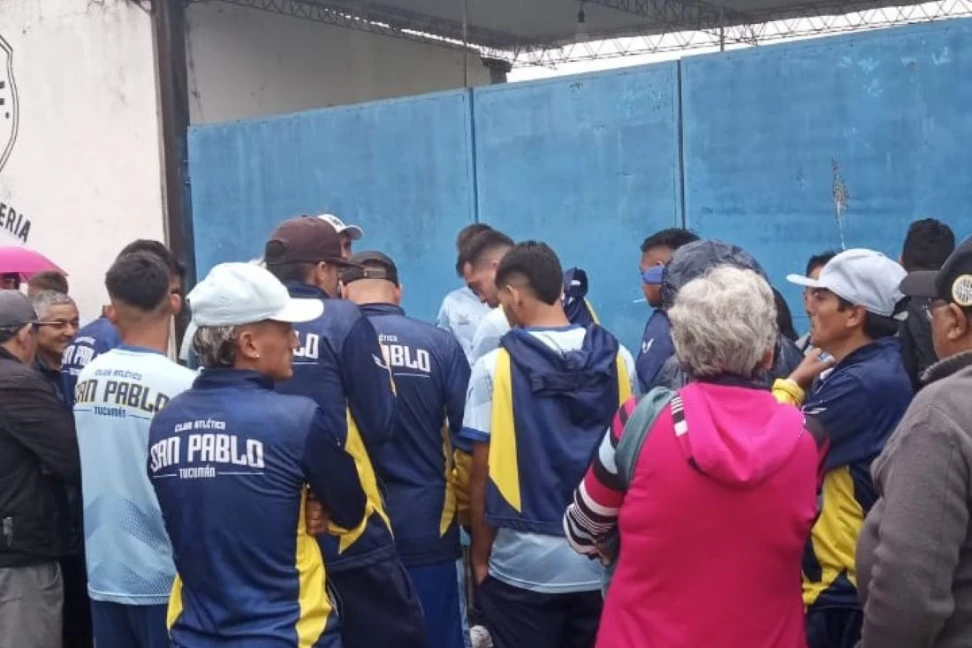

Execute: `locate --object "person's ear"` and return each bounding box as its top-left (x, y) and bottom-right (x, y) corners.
top-left (946, 304), bottom-right (968, 341)
top-left (759, 346), bottom-right (776, 372)
top-left (105, 304), bottom-right (119, 326)
top-left (236, 326), bottom-right (260, 361)
top-left (394, 284), bottom-right (403, 305)
top-left (169, 292), bottom-right (183, 316)
top-left (16, 323), bottom-right (33, 347)
top-left (845, 305), bottom-right (866, 329)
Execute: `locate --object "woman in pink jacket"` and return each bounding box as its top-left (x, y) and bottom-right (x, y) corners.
top-left (564, 265), bottom-right (825, 648)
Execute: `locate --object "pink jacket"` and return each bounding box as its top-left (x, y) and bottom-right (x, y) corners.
top-left (567, 380), bottom-right (822, 648)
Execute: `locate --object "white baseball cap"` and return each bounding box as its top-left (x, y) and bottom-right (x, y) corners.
top-left (188, 262), bottom-right (323, 327)
top-left (787, 248), bottom-right (907, 318)
top-left (317, 214), bottom-right (363, 241)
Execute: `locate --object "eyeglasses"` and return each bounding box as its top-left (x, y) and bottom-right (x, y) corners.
top-left (34, 319), bottom-right (80, 330)
top-left (923, 299), bottom-right (949, 322)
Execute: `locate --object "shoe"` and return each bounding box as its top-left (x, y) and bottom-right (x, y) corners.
top-left (470, 625), bottom-right (493, 648)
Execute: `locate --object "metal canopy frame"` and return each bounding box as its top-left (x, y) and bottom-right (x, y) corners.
top-left (192, 0), bottom-right (972, 65)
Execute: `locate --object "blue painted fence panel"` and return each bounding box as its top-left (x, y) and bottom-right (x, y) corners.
top-left (682, 20), bottom-right (972, 325)
top-left (187, 90), bottom-right (477, 321)
top-left (472, 64), bottom-right (683, 351)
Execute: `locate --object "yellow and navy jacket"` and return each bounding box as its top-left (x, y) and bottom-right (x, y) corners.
top-left (276, 283), bottom-right (397, 571)
top-left (562, 267), bottom-right (599, 328)
top-left (359, 303), bottom-right (470, 567)
top-left (148, 370), bottom-right (365, 647)
top-left (799, 337), bottom-right (912, 610)
top-left (485, 326), bottom-right (631, 535)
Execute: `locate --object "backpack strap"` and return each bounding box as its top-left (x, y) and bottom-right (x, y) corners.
top-left (614, 386), bottom-right (675, 489)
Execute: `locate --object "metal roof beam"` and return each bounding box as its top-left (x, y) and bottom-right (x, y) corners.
top-left (586, 0), bottom-right (759, 44)
top-left (193, 0), bottom-right (488, 53)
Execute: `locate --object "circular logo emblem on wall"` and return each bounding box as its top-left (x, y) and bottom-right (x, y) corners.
top-left (952, 275), bottom-right (972, 308)
top-left (0, 34), bottom-right (19, 174)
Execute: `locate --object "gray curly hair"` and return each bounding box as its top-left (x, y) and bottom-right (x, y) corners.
top-left (668, 265), bottom-right (778, 379)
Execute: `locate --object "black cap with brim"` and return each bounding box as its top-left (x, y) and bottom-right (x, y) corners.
top-left (899, 270), bottom-right (942, 300)
top-left (900, 236), bottom-right (972, 307)
top-left (0, 290), bottom-right (38, 329)
top-left (343, 251), bottom-right (399, 286)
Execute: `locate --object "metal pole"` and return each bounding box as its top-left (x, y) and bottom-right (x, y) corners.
top-left (462, 0), bottom-right (469, 87)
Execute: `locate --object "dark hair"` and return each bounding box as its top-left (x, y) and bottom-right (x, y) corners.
top-left (640, 228), bottom-right (699, 253)
top-left (118, 239), bottom-right (186, 280)
top-left (455, 224), bottom-right (494, 276)
top-left (806, 251), bottom-right (838, 276)
top-left (464, 229), bottom-right (514, 268)
top-left (105, 251), bottom-right (172, 312)
top-left (266, 262), bottom-right (315, 285)
top-left (901, 218), bottom-right (955, 272)
top-left (773, 288), bottom-right (799, 342)
top-left (28, 271), bottom-right (68, 294)
top-left (836, 297), bottom-right (900, 340)
top-left (495, 241), bottom-right (563, 306)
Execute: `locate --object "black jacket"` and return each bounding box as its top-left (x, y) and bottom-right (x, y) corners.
top-left (901, 298), bottom-right (938, 391)
top-left (0, 346), bottom-right (80, 567)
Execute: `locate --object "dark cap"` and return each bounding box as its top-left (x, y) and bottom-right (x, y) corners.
top-left (342, 251), bottom-right (399, 286)
top-left (900, 237), bottom-right (972, 307)
top-left (265, 216), bottom-right (347, 267)
top-left (0, 290), bottom-right (38, 329)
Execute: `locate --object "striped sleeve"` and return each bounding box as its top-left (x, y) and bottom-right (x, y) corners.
top-left (564, 397), bottom-right (637, 555)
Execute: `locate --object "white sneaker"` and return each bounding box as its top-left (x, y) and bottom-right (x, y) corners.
top-left (470, 625), bottom-right (493, 648)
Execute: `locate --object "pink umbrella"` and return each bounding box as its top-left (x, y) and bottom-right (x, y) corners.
top-left (0, 246), bottom-right (66, 278)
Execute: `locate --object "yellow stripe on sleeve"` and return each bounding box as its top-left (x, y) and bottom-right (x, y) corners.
top-left (488, 350), bottom-right (521, 513)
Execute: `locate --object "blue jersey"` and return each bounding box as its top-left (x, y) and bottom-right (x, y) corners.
top-left (73, 345), bottom-right (195, 604)
top-left (359, 303), bottom-right (469, 567)
top-left (275, 283), bottom-right (397, 571)
top-left (149, 369), bottom-right (365, 647)
top-left (635, 310), bottom-right (675, 392)
top-left (61, 316), bottom-right (120, 409)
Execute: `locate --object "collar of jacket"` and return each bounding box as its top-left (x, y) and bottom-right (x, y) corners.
top-left (835, 336), bottom-right (900, 369)
top-left (922, 349), bottom-right (972, 385)
top-left (0, 345), bottom-right (21, 364)
top-left (33, 356), bottom-right (59, 379)
top-left (358, 303), bottom-right (404, 318)
top-left (194, 369), bottom-right (274, 391)
top-left (696, 373), bottom-right (771, 391)
top-left (285, 281), bottom-right (330, 300)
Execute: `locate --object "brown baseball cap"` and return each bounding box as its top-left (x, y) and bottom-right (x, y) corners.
top-left (264, 216), bottom-right (350, 267)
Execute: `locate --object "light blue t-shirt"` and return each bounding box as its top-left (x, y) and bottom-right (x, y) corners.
top-left (469, 307), bottom-right (510, 368)
top-left (74, 345), bottom-right (196, 605)
top-left (462, 326), bottom-right (637, 594)
top-left (436, 286), bottom-right (491, 363)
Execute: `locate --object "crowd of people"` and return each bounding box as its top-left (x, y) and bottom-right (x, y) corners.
top-left (0, 212), bottom-right (969, 648)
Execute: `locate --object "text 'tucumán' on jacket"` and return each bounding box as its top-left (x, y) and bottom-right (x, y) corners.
top-left (276, 283), bottom-right (397, 572)
top-left (360, 303), bottom-right (470, 567)
top-left (148, 370), bottom-right (365, 647)
top-left (486, 326), bottom-right (631, 535)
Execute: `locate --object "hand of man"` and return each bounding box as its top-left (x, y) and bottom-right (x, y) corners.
top-left (304, 491), bottom-right (330, 536)
top-left (789, 348), bottom-right (836, 389)
top-left (472, 559), bottom-right (489, 586)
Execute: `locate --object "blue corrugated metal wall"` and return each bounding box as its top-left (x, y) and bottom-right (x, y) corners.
top-left (682, 19), bottom-right (972, 327)
top-left (188, 90), bottom-right (477, 322)
top-left (187, 18), bottom-right (972, 350)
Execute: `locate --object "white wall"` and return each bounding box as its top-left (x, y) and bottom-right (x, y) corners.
top-left (186, 1), bottom-right (494, 124)
top-left (0, 0), bottom-right (164, 319)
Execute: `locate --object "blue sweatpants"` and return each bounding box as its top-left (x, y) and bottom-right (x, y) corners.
top-left (408, 562), bottom-right (466, 648)
top-left (90, 600), bottom-right (169, 648)
top-left (328, 557), bottom-right (427, 648)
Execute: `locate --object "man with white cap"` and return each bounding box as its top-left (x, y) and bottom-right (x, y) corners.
top-left (775, 248), bottom-right (914, 648)
top-left (148, 262), bottom-right (366, 648)
top-left (317, 214), bottom-right (363, 260)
